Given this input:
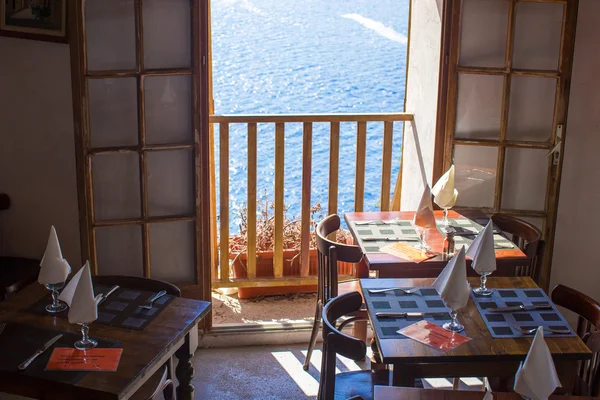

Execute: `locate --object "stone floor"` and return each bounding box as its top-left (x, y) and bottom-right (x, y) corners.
top-left (193, 343), bottom-right (485, 400)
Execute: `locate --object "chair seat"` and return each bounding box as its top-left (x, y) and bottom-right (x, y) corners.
top-left (333, 369), bottom-right (389, 400)
top-left (0, 257), bottom-right (40, 299)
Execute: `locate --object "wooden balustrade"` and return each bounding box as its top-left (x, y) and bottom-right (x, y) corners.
top-left (210, 113), bottom-right (414, 288)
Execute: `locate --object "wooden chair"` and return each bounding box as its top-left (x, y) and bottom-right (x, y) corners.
top-left (319, 291), bottom-right (388, 400)
top-left (304, 214), bottom-right (365, 371)
top-left (0, 194), bottom-right (40, 302)
top-left (93, 275), bottom-right (179, 400)
top-left (551, 284), bottom-right (600, 396)
top-left (491, 214), bottom-right (545, 282)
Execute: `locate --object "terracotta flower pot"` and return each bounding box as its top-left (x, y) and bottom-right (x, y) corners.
top-left (230, 249), bottom-right (354, 299)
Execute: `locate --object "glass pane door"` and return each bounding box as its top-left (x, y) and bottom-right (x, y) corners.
top-left (444, 0), bottom-right (578, 287)
top-left (70, 0), bottom-right (208, 299)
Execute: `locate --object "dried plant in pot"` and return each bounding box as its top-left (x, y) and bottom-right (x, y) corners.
top-left (226, 195), bottom-right (354, 299)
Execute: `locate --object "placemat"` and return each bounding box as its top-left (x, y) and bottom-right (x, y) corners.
top-left (365, 287), bottom-right (452, 340)
top-left (0, 322), bottom-right (120, 385)
top-left (351, 217), bottom-right (516, 254)
top-left (28, 285), bottom-right (175, 330)
top-left (470, 288), bottom-right (575, 338)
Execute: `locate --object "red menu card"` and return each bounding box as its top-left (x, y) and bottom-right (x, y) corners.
top-left (398, 320), bottom-right (471, 352)
top-left (46, 348), bottom-right (123, 371)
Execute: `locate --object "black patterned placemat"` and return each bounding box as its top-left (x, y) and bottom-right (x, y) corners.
top-left (0, 322), bottom-right (120, 385)
top-left (28, 285), bottom-right (175, 330)
top-left (470, 288), bottom-right (575, 338)
top-left (365, 287), bottom-right (452, 340)
top-left (351, 217), bottom-right (516, 254)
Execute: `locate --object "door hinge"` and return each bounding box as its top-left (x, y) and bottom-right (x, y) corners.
top-left (547, 124), bottom-right (563, 166)
top-left (202, 56), bottom-right (206, 65)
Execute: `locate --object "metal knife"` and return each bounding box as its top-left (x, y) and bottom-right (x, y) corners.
top-left (375, 312), bottom-right (448, 318)
top-left (488, 304), bottom-right (552, 313)
top-left (98, 285), bottom-right (120, 305)
top-left (18, 334), bottom-right (63, 370)
top-left (361, 236), bottom-right (419, 242)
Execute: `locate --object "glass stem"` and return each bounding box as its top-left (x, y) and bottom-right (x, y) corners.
top-left (52, 289), bottom-right (60, 308)
top-left (450, 310), bottom-right (458, 325)
top-left (480, 274), bottom-right (488, 291)
top-left (419, 230), bottom-right (425, 247)
top-left (443, 208), bottom-right (449, 224)
top-left (81, 324), bottom-right (89, 343)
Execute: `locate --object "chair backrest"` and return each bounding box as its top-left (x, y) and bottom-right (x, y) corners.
top-left (491, 214), bottom-right (544, 282)
top-left (92, 275), bottom-right (181, 297)
top-left (319, 291), bottom-right (367, 400)
top-left (316, 214), bottom-right (363, 303)
top-left (552, 284), bottom-right (600, 396)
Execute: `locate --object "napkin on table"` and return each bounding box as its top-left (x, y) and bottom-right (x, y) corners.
top-left (58, 262), bottom-right (102, 324)
top-left (413, 184), bottom-right (437, 229)
top-left (38, 226), bottom-right (71, 285)
top-left (483, 390), bottom-right (493, 400)
top-left (466, 221), bottom-right (497, 275)
top-left (432, 164), bottom-right (458, 209)
top-left (514, 327), bottom-right (562, 400)
top-left (432, 246), bottom-right (470, 311)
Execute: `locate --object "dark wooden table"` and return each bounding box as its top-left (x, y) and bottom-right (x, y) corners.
top-left (346, 211), bottom-right (529, 278)
top-left (0, 283), bottom-right (210, 400)
top-left (361, 277), bottom-right (591, 390)
top-left (375, 386), bottom-right (599, 399)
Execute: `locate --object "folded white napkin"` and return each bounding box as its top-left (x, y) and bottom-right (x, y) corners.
top-left (514, 327), bottom-right (562, 400)
top-left (466, 221), bottom-right (497, 274)
top-left (483, 390), bottom-right (493, 400)
top-left (432, 165), bottom-right (459, 209)
top-left (58, 262), bottom-right (101, 324)
top-left (413, 185), bottom-right (437, 229)
top-left (38, 226), bottom-right (71, 285)
top-left (432, 246), bottom-right (470, 311)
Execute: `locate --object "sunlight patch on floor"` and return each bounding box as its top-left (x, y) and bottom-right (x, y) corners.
top-left (272, 351), bottom-right (320, 397)
top-left (300, 350), bottom-right (340, 374)
top-left (423, 378), bottom-right (454, 389)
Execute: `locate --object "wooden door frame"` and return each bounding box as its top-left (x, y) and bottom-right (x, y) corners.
top-left (434, 0), bottom-right (580, 290)
top-left (68, 0), bottom-right (213, 329)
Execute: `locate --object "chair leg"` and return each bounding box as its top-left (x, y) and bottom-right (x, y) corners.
top-left (303, 301), bottom-right (323, 371)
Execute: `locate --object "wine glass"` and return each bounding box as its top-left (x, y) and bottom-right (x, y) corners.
top-left (442, 309), bottom-right (464, 333)
top-left (414, 227), bottom-right (431, 251)
top-left (472, 271), bottom-right (493, 296)
top-left (75, 323), bottom-right (97, 350)
top-left (44, 282), bottom-right (67, 313)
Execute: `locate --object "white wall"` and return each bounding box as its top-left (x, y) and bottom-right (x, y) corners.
top-left (0, 37), bottom-right (81, 267)
top-left (550, 0), bottom-right (600, 302)
top-left (400, 0), bottom-right (444, 209)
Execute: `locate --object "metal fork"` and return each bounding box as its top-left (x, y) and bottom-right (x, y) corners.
top-left (138, 290), bottom-right (167, 310)
top-left (0, 323), bottom-right (6, 336)
top-left (511, 325), bottom-right (570, 335)
top-left (368, 286), bottom-right (423, 295)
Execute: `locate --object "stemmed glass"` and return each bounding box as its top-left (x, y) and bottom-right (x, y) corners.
top-left (414, 227), bottom-right (431, 251)
top-left (442, 309), bottom-right (464, 333)
top-left (473, 271), bottom-right (493, 296)
top-left (75, 323), bottom-right (97, 350)
top-left (44, 282), bottom-right (68, 313)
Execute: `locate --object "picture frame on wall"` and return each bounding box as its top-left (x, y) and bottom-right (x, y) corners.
top-left (1, 0), bottom-right (67, 43)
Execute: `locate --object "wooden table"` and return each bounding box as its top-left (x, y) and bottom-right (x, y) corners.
top-left (361, 277), bottom-right (591, 390)
top-left (375, 386), bottom-right (599, 399)
top-left (345, 211), bottom-right (529, 278)
top-left (0, 284), bottom-right (211, 400)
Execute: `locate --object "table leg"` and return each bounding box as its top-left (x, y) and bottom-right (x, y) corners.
top-left (176, 333), bottom-right (195, 400)
top-left (391, 365), bottom-right (416, 387)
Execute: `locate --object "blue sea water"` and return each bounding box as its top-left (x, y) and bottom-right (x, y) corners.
top-left (211, 0), bottom-right (409, 232)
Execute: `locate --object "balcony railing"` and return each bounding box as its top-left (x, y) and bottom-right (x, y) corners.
top-left (209, 113), bottom-right (414, 289)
